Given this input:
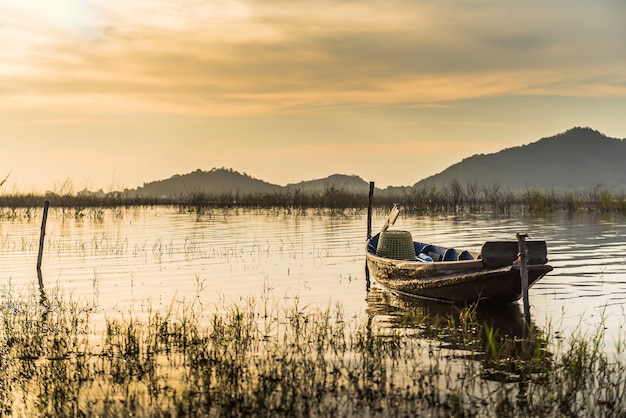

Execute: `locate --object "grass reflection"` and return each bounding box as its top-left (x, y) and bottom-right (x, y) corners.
top-left (1, 284), bottom-right (625, 416)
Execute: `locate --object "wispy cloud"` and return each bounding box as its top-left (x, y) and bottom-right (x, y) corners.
top-left (1, 0), bottom-right (625, 120)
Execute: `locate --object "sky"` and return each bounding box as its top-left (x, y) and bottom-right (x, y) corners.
top-left (1, 0), bottom-right (625, 193)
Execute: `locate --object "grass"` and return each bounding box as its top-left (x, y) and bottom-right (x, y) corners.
top-left (1, 182), bottom-right (626, 217)
top-left (1, 283), bottom-right (626, 417)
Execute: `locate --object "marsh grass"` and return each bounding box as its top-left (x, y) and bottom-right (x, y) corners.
top-left (1, 182), bottom-right (626, 217)
top-left (1, 283), bottom-right (626, 417)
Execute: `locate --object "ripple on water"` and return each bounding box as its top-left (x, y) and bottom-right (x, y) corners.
top-left (0, 208), bottom-right (625, 347)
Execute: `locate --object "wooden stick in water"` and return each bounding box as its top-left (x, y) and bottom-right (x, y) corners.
top-left (37, 201), bottom-right (50, 273)
top-left (367, 182), bottom-right (374, 240)
top-left (517, 232), bottom-right (530, 324)
top-left (366, 182), bottom-right (375, 291)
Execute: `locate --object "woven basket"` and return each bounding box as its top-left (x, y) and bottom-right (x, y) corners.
top-left (376, 230), bottom-right (416, 260)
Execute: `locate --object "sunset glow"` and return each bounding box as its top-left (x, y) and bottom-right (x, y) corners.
top-left (1, 0), bottom-right (625, 192)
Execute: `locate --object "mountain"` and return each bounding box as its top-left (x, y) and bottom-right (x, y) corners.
top-left (285, 174), bottom-right (370, 193)
top-left (123, 128), bottom-right (626, 199)
top-left (128, 168), bottom-right (282, 198)
top-left (126, 170), bottom-right (378, 198)
top-left (414, 127), bottom-right (626, 193)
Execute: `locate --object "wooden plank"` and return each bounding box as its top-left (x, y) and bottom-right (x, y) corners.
top-left (481, 241), bottom-right (547, 268)
top-left (380, 204), bottom-right (400, 233)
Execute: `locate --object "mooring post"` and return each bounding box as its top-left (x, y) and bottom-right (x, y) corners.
top-left (367, 182), bottom-right (374, 240)
top-left (37, 201), bottom-right (50, 274)
top-left (36, 201), bottom-right (50, 306)
top-left (365, 182), bottom-right (375, 291)
top-left (517, 232), bottom-right (530, 324)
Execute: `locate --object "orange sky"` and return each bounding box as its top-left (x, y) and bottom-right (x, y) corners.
top-left (1, 0), bottom-right (625, 192)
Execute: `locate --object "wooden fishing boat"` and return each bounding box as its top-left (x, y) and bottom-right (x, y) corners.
top-left (365, 207), bottom-right (553, 305)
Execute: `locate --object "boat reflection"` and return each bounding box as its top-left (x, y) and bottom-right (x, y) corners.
top-left (365, 286), bottom-right (550, 381)
top-left (367, 286), bottom-right (529, 336)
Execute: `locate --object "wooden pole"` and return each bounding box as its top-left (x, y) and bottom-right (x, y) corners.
top-left (517, 232), bottom-right (530, 324)
top-left (366, 182), bottom-right (375, 291)
top-left (37, 201), bottom-right (50, 273)
top-left (367, 182), bottom-right (374, 240)
top-left (36, 201), bottom-right (50, 305)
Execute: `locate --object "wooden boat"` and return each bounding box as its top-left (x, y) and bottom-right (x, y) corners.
top-left (365, 207), bottom-right (553, 305)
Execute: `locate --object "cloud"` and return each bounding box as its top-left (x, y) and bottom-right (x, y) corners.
top-left (1, 0), bottom-right (625, 120)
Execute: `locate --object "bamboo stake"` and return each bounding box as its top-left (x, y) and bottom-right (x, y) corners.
top-left (367, 182), bottom-right (374, 239)
top-left (366, 182), bottom-right (375, 291)
top-left (517, 232), bottom-right (530, 324)
top-left (37, 201), bottom-right (50, 274)
top-left (36, 201), bottom-right (50, 305)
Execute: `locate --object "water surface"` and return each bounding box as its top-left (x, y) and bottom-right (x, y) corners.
top-left (1, 207), bottom-right (625, 347)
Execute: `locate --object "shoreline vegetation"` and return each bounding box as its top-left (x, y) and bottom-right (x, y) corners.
top-left (1, 286), bottom-right (625, 417)
top-left (2, 180), bottom-right (625, 415)
top-left (1, 182), bottom-right (626, 215)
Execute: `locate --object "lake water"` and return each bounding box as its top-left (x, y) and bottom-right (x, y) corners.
top-left (1, 207), bottom-right (625, 348)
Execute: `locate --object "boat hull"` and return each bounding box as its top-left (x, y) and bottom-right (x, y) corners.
top-left (366, 238), bottom-right (553, 305)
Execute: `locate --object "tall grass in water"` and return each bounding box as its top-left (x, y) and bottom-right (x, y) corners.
top-left (1, 182), bottom-right (626, 215)
top-left (1, 284), bottom-right (626, 416)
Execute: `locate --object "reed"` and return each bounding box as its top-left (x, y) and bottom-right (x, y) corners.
top-left (1, 182), bottom-right (626, 215)
top-left (1, 282), bottom-right (625, 417)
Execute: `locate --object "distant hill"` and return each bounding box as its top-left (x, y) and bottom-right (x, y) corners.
top-left (285, 174), bottom-right (370, 193)
top-left (128, 168), bottom-right (282, 198)
top-left (126, 170), bottom-right (380, 199)
top-left (123, 128), bottom-right (626, 198)
top-left (414, 127), bottom-right (626, 193)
